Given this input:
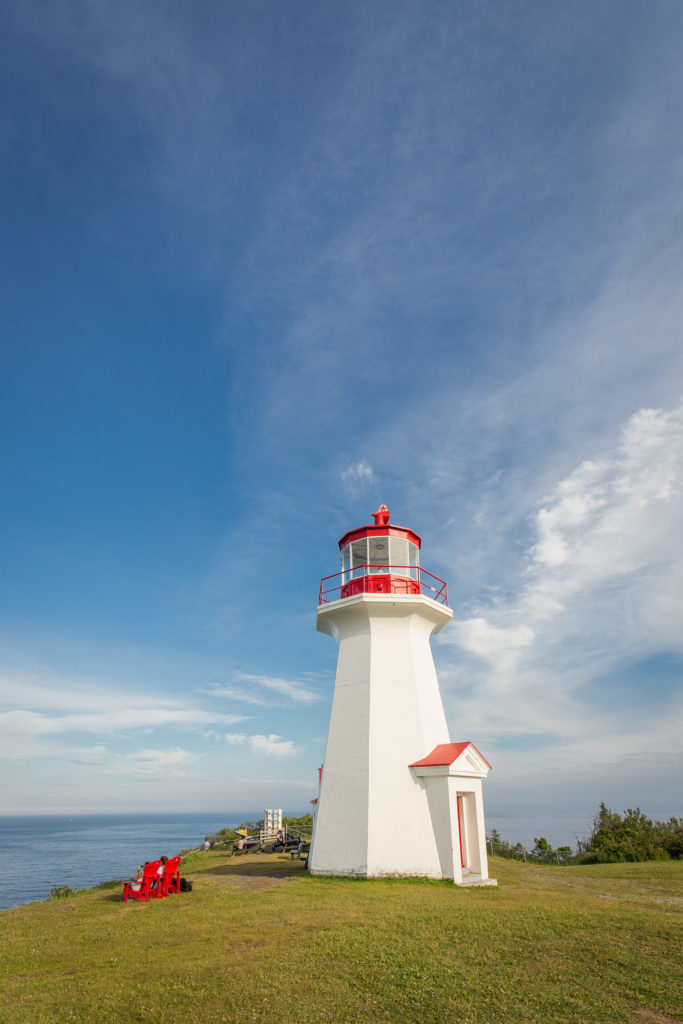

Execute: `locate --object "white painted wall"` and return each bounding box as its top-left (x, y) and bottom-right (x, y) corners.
top-left (309, 593), bottom-right (452, 878)
top-left (421, 775), bottom-right (459, 881)
top-left (410, 768), bottom-right (492, 883)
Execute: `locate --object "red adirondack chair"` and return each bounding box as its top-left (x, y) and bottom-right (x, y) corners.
top-left (156, 856), bottom-right (182, 897)
top-left (122, 860), bottom-right (162, 903)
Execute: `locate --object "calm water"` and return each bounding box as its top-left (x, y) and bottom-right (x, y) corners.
top-left (0, 812), bottom-right (259, 909)
top-left (0, 811), bottom-right (594, 909)
top-left (486, 813), bottom-right (593, 851)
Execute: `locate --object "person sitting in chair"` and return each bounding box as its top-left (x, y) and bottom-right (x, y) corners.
top-left (128, 864), bottom-right (145, 892)
top-left (231, 830), bottom-right (250, 856)
top-left (272, 829), bottom-right (285, 852)
top-left (152, 855), bottom-right (168, 890)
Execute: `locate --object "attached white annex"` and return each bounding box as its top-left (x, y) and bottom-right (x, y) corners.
top-left (309, 505), bottom-right (495, 886)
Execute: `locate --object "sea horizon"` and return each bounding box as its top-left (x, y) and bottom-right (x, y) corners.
top-left (0, 808), bottom-right (598, 911)
top-left (0, 810), bottom-right (271, 910)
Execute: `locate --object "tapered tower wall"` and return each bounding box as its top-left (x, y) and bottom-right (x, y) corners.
top-left (309, 593), bottom-right (453, 878)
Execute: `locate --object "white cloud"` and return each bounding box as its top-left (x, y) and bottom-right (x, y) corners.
top-left (340, 461), bottom-right (375, 486)
top-left (529, 405), bottom-right (682, 582)
top-left (520, 401), bottom-right (683, 639)
top-left (450, 618), bottom-right (535, 673)
top-left (125, 747), bottom-right (190, 765)
top-left (224, 732), bottom-right (248, 745)
top-left (443, 401), bottom-right (683, 757)
top-left (249, 734), bottom-right (298, 757)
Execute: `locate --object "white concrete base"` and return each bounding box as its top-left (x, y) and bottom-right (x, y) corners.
top-left (458, 874), bottom-right (498, 887)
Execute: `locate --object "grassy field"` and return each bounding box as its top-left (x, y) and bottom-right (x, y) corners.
top-left (1, 852), bottom-right (681, 1024)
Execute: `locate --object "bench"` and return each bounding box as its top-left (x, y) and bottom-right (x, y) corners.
top-left (156, 856), bottom-right (182, 897)
top-left (231, 837), bottom-right (261, 856)
top-left (122, 860), bottom-right (162, 903)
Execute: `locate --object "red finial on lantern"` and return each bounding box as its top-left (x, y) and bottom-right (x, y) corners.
top-left (372, 504), bottom-right (390, 526)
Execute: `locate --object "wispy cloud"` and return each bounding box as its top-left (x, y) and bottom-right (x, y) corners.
top-left (0, 708), bottom-right (245, 739)
top-left (216, 730), bottom-right (300, 757)
top-left (199, 672), bottom-right (321, 706)
top-left (235, 777), bottom-right (313, 788)
top-left (0, 664), bottom-right (247, 762)
top-left (116, 747), bottom-right (194, 777)
top-left (65, 745), bottom-right (109, 766)
top-left (198, 685), bottom-right (267, 706)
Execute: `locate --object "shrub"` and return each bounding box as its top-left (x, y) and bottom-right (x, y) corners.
top-left (48, 885), bottom-right (77, 899)
top-left (578, 803), bottom-right (682, 862)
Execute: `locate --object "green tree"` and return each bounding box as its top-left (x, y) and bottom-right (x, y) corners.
top-left (530, 836), bottom-right (554, 862)
top-left (486, 830), bottom-right (527, 860)
top-left (283, 813), bottom-right (313, 836)
top-left (580, 803), bottom-right (682, 862)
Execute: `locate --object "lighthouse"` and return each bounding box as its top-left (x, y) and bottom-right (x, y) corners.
top-left (309, 505), bottom-right (495, 885)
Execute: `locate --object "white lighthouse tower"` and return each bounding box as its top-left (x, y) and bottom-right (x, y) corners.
top-left (309, 505), bottom-right (495, 886)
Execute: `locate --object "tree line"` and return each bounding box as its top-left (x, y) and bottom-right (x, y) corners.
top-left (488, 803), bottom-right (682, 864)
top-left (202, 806), bottom-right (681, 864)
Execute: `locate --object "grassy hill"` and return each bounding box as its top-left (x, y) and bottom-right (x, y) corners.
top-left (1, 851), bottom-right (681, 1023)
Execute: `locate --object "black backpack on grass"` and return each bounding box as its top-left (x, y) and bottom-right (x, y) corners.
top-left (179, 878), bottom-right (193, 892)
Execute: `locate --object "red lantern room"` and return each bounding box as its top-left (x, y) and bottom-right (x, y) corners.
top-left (318, 505), bottom-right (448, 605)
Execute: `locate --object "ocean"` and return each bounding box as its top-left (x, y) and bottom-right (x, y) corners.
top-left (0, 812), bottom-right (259, 910)
top-left (0, 810), bottom-right (594, 910)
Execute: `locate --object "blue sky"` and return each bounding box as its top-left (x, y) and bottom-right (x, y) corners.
top-left (1, 0), bottom-right (681, 846)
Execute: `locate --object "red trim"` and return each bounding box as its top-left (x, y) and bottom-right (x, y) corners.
top-left (319, 564), bottom-right (448, 606)
top-left (457, 796), bottom-right (466, 869)
top-left (338, 524), bottom-right (422, 550)
top-left (408, 741), bottom-right (492, 770)
top-left (341, 573), bottom-right (420, 599)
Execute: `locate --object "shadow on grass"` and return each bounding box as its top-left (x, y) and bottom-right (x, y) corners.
top-left (191, 854), bottom-right (308, 880)
top-left (93, 854), bottom-right (307, 901)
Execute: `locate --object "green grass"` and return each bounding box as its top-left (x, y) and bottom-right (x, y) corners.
top-left (1, 853), bottom-right (681, 1024)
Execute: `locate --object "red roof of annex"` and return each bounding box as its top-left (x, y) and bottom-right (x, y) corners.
top-left (408, 741), bottom-right (492, 769)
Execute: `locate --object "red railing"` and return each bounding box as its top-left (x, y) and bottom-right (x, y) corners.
top-left (318, 565), bottom-right (448, 607)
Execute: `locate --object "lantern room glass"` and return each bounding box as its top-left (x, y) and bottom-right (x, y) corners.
top-left (409, 540), bottom-right (419, 579)
top-left (342, 536), bottom-right (420, 581)
top-left (341, 543), bottom-right (351, 583)
top-left (368, 536), bottom-right (389, 572)
top-left (350, 539), bottom-right (367, 579)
